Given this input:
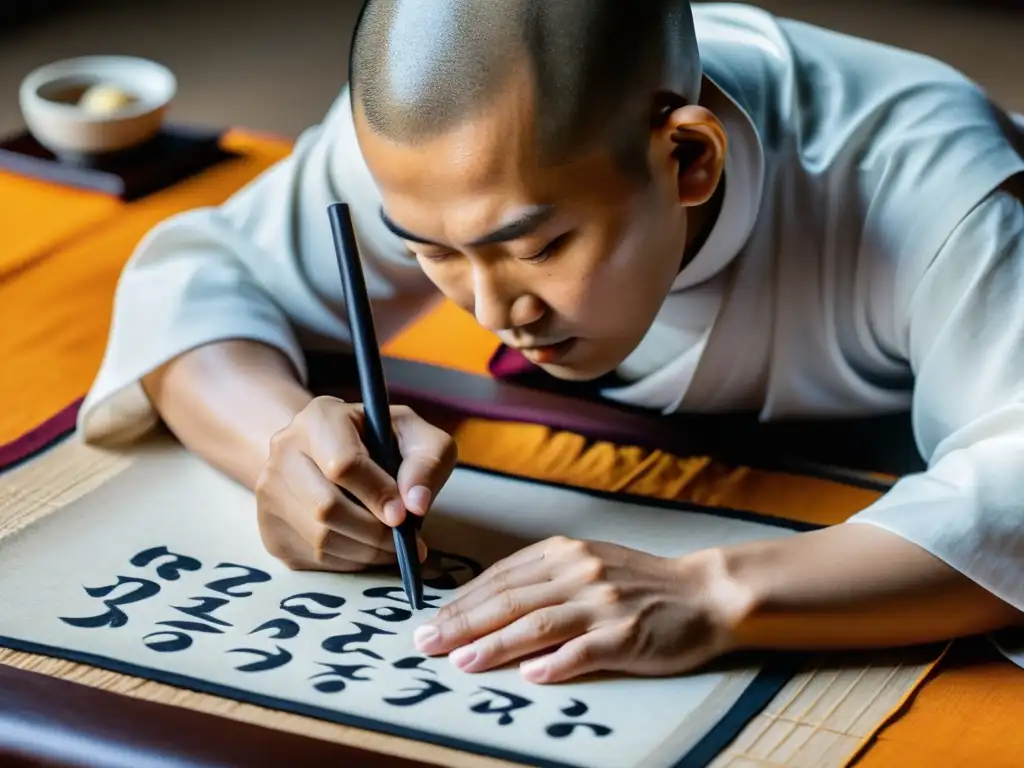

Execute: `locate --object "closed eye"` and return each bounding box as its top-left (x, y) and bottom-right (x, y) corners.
top-left (407, 247), bottom-right (457, 263)
top-left (407, 232), bottom-right (573, 264)
top-left (523, 232), bottom-right (572, 264)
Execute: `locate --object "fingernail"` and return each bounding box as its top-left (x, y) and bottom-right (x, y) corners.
top-left (383, 499), bottom-right (405, 526)
top-left (407, 485), bottom-right (431, 515)
top-left (520, 659), bottom-right (548, 682)
top-left (450, 645), bottom-right (478, 670)
top-left (414, 625), bottom-right (439, 650)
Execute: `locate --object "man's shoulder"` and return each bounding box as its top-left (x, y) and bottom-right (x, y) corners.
top-left (698, 5), bottom-right (1023, 256)
top-left (695, 3), bottom-right (986, 151)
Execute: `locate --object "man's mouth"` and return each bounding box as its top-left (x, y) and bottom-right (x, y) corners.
top-left (513, 337), bottom-right (578, 365)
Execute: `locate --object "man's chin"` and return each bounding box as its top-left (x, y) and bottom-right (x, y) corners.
top-left (537, 359), bottom-right (618, 383)
top-left (516, 337), bottom-right (629, 383)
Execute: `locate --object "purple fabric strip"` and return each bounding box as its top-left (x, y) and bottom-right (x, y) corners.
top-left (0, 398), bottom-right (82, 473)
top-left (0, 357), bottom-right (664, 477)
top-left (0, 356), bottom-right (662, 477)
top-left (486, 343), bottom-right (625, 402)
top-left (0, 354), bottom-right (916, 482)
top-left (487, 344), bottom-right (535, 380)
top-left (312, 354), bottom-right (695, 457)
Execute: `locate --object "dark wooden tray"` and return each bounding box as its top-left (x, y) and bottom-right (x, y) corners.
top-left (0, 124), bottom-right (237, 201)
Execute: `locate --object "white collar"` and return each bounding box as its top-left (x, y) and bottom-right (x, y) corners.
top-left (670, 74), bottom-right (765, 292)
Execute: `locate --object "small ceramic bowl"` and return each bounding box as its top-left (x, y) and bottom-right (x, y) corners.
top-left (19, 55), bottom-right (177, 161)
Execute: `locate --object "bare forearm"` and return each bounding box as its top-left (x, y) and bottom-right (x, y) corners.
top-left (712, 523), bottom-right (1023, 651)
top-left (142, 340), bottom-right (314, 489)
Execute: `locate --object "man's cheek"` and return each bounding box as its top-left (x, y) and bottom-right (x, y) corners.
top-left (421, 265), bottom-right (474, 314)
top-left (541, 277), bottom-right (601, 330)
top-left (570, 268), bottom-right (644, 327)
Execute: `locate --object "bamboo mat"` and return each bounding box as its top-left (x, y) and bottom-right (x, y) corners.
top-left (0, 434), bottom-right (944, 768)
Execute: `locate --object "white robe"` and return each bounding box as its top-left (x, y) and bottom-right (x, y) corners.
top-left (78, 6), bottom-right (1024, 660)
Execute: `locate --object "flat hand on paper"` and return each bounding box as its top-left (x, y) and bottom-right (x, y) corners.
top-left (413, 537), bottom-right (736, 684)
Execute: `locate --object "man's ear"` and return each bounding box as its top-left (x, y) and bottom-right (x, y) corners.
top-left (649, 104), bottom-right (727, 206)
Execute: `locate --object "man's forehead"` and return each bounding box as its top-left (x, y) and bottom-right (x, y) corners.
top-left (353, 71), bottom-right (541, 185)
top-left (354, 84), bottom-right (638, 247)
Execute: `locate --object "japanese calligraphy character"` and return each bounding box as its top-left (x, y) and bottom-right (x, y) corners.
top-left (172, 596), bottom-right (233, 627)
top-left (60, 576), bottom-right (160, 629)
top-left (279, 592), bottom-right (346, 619)
top-left (422, 551), bottom-right (483, 591)
top-left (545, 699), bottom-right (613, 739)
top-left (384, 678), bottom-right (453, 707)
top-left (322, 622), bottom-right (397, 660)
top-left (204, 563), bottom-right (271, 597)
top-left (227, 645), bottom-right (294, 673)
top-left (249, 618), bottom-right (301, 639)
top-left (469, 687), bottom-right (533, 726)
top-left (130, 546), bottom-right (202, 581)
top-left (311, 662), bottom-right (375, 693)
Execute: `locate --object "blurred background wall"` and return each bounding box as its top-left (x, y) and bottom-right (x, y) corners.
top-left (1, 0), bottom-right (1021, 139)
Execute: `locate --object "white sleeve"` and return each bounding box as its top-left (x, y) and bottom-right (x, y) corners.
top-left (848, 185), bottom-right (1024, 618)
top-left (78, 87), bottom-right (436, 444)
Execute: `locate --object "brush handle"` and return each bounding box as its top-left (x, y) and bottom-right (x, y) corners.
top-left (328, 202), bottom-right (423, 609)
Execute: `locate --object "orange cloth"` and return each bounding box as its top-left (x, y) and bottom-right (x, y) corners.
top-left (0, 131), bottom-right (1020, 766)
top-left (0, 131), bottom-right (291, 446)
top-left (0, 174), bottom-right (120, 278)
top-left (856, 638), bottom-right (1024, 768)
top-left (452, 419), bottom-right (881, 526)
top-left (382, 298), bottom-right (502, 375)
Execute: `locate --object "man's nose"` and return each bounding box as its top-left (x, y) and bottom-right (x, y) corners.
top-left (472, 266), bottom-right (545, 333)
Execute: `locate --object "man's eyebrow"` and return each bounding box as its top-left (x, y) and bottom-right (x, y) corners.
top-left (379, 205), bottom-right (556, 248)
top-left (379, 209), bottom-right (442, 246)
top-left (468, 206), bottom-right (556, 246)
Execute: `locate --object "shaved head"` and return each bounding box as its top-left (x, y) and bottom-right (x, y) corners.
top-left (348, 0), bottom-right (727, 386)
top-left (349, 0), bottom-right (702, 177)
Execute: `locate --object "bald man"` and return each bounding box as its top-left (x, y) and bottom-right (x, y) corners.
top-left (81, 1), bottom-right (1024, 683)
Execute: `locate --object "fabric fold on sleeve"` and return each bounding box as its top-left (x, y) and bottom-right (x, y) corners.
top-left (78, 87), bottom-right (434, 445)
top-left (78, 211), bottom-right (310, 444)
top-left (848, 184), bottom-right (1024, 656)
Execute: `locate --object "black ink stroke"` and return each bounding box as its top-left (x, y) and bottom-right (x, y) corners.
top-left (361, 586), bottom-right (442, 608)
top-left (279, 592), bottom-right (346, 620)
top-left (204, 563), bottom-right (271, 597)
top-left (226, 646), bottom-right (293, 673)
top-left (359, 605), bottom-right (412, 623)
top-left (155, 620), bottom-right (223, 634)
top-left (141, 617), bottom-right (225, 654)
top-left (384, 678), bottom-right (453, 707)
top-left (172, 596), bottom-right (233, 627)
top-left (130, 546), bottom-right (202, 581)
top-left (561, 699), bottom-right (589, 718)
top-left (59, 576), bottom-right (161, 629)
top-left (545, 699), bottom-right (613, 739)
top-left (422, 550), bottom-right (483, 591)
top-left (392, 656), bottom-right (436, 675)
top-left (143, 630), bottom-right (193, 653)
top-left (322, 622), bottom-right (397, 660)
top-left (546, 722), bottom-right (613, 739)
top-left (249, 618), bottom-right (301, 639)
top-left (469, 687), bottom-right (534, 726)
top-left (310, 662), bottom-right (375, 693)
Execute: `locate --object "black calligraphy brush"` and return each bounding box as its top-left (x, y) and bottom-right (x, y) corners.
top-left (327, 202), bottom-right (424, 610)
